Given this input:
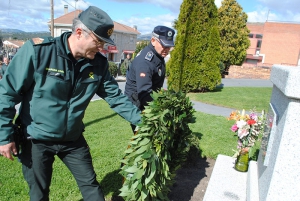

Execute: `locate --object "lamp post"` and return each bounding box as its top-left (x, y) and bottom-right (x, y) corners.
top-left (50, 0), bottom-right (54, 37)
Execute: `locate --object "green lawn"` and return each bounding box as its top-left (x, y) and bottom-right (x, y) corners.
top-left (188, 87), bottom-right (272, 111)
top-left (0, 87), bottom-right (272, 200)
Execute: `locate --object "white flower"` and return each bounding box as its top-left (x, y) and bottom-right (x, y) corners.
top-left (236, 120), bottom-right (247, 128)
top-left (238, 128), bottom-right (249, 139)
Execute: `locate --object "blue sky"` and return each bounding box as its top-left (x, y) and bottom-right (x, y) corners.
top-left (0, 0), bottom-right (300, 35)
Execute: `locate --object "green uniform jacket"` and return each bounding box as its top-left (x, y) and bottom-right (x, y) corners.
top-left (0, 64), bottom-right (8, 77)
top-left (0, 32), bottom-right (141, 145)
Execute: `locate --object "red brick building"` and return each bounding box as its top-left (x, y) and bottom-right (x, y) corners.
top-left (227, 21), bottom-right (300, 79)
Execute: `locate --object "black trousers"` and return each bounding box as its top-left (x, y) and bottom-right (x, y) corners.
top-left (19, 135), bottom-right (104, 201)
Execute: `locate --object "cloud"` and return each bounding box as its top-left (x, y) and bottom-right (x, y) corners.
top-left (118, 13), bottom-right (177, 35)
top-left (109, 0), bottom-right (182, 13)
top-left (247, 3), bottom-right (300, 23)
top-left (215, 0), bottom-right (222, 8)
top-left (115, 0), bottom-right (221, 35)
top-left (247, 10), bottom-right (269, 22)
top-left (0, 0), bottom-right (55, 32)
top-left (1, 0), bottom-right (299, 34)
top-left (258, 0), bottom-right (300, 14)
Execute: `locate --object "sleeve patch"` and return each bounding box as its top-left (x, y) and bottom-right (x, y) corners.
top-left (145, 51), bottom-right (154, 61)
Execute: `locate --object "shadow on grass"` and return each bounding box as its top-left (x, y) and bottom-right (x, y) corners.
top-left (168, 156), bottom-right (210, 201)
top-left (168, 131), bottom-right (210, 201)
top-left (100, 169), bottom-right (125, 201)
top-left (85, 113), bottom-right (118, 127)
top-left (216, 83), bottom-right (224, 89)
top-left (190, 84), bottom-right (224, 93)
top-left (99, 132), bottom-right (208, 201)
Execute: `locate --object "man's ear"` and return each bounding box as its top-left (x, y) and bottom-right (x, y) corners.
top-left (150, 37), bottom-right (156, 45)
top-left (76, 28), bottom-right (84, 39)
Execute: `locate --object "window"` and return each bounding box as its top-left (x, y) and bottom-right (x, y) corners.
top-left (245, 59), bottom-right (258, 65)
top-left (255, 34), bottom-right (263, 39)
top-left (248, 33), bottom-right (254, 38)
top-left (257, 40), bottom-right (262, 48)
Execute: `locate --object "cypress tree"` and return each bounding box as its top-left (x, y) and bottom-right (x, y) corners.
top-left (167, 0), bottom-right (221, 92)
top-left (218, 0), bottom-right (250, 74)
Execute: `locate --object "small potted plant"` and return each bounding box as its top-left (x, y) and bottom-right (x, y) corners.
top-left (228, 109), bottom-right (265, 172)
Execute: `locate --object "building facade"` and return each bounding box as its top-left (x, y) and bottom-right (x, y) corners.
top-left (48, 6), bottom-right (140, 63)
top-left (227, 21), bottom-right (300, 79)
top-left (245, 21), bottom-right (300, 67)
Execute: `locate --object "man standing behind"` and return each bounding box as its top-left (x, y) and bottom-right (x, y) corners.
top-left (123, 54), bottom-right (132, 72)
top-left (125, 25), bottom-right (175, 131)
top-left (0, 57), bottom-right (9, 78)
top-left (0, 6), bottom-right (140, 201)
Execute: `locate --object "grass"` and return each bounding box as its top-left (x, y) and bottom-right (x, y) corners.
top-left (0, 87), bottom-right (271, 200)
top-left (188, 87), bottom-right (272, 111)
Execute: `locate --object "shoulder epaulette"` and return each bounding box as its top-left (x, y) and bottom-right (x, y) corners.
top-left (145, 51), bottom-right (154, 61)
top-left (30, 37), bottom-right (55, 45)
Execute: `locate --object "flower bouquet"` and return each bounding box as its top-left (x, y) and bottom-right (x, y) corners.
top-left (228, 109), bottom-right (265, 172)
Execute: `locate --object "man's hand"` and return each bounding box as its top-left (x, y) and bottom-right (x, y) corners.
top-left (134, 126), bottom-right (139, 135)
top-left (0, 142), bottom-right (17, 161)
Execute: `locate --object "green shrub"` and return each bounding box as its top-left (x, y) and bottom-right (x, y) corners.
top-left (120, 62), bottom-right (127, 76)
top-left (108, 61), bottom-right (118, 77)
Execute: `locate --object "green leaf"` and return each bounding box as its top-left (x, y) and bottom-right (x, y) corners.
top-left (124, 166), bottom-right (139, 173)
top-left (141, 187), bottom-right (149, 200)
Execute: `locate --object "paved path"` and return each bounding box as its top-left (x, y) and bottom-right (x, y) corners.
top-left (115, 77), bottom-right (273, 117)
top-left (16, 78), bottom-right (273, 117)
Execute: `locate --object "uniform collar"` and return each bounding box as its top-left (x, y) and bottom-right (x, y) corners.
top-left (148, 43), bottom-right (164, 60)
top-left (61, 32), bottom-right (86, 63)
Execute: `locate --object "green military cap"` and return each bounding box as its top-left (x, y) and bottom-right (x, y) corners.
top-left (79, 6), bottom-right (115, 45)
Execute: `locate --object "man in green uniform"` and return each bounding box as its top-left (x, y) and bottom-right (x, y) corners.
top-left (0, 6), bottom-right (140, 201)
top-left (123, 54), bottom-right (132, 71)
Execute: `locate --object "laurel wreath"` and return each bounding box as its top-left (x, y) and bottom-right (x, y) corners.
top-left (119, 89), bottom-right (196, 201)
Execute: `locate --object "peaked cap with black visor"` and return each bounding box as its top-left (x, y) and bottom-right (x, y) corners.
top-left (152, 25), bottom-right (175, 47)
top-left (78, 6), bottom-right (115, 46)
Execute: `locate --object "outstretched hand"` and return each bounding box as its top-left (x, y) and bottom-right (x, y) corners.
top-left (0, 142), bottom-right (17, 161)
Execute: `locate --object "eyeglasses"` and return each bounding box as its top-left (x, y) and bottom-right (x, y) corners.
top-left (89, 31), bottom-right (106, 47)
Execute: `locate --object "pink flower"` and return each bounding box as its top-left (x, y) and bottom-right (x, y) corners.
top-left (249, 113), bottom-right (258, 121)
top-left (231, 124), bottom-right (238, 132)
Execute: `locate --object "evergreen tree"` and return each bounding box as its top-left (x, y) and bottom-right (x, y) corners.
top-left (167, 0), bottom-right (221, 92)
top-left (133, 40), bottom-right (149, 59)
top-left (218, 0), bottom-right (250, 75)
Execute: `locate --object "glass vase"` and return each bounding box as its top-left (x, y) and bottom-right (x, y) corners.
top-left (234, 148), bottom-right (249, 172)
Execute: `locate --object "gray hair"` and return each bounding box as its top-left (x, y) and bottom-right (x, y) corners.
top-left (72, 17), bottom-right (91, 36)
top-left (152, 32), bottom-right (160, 39)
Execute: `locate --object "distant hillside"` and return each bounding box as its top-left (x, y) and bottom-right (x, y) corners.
top-left (0, 28), bottom-right (51, 40)
top-left (0, 28), bottom-right (25, 33)
top-left (137, 33), bottom-right (151, 41)
top-left (1, 28), bottom-right (149, 41)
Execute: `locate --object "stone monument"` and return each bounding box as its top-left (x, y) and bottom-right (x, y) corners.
top-left (256, 64), bottom-right (300, 200)
top-left (204, 64), bottom-right (300, 201)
